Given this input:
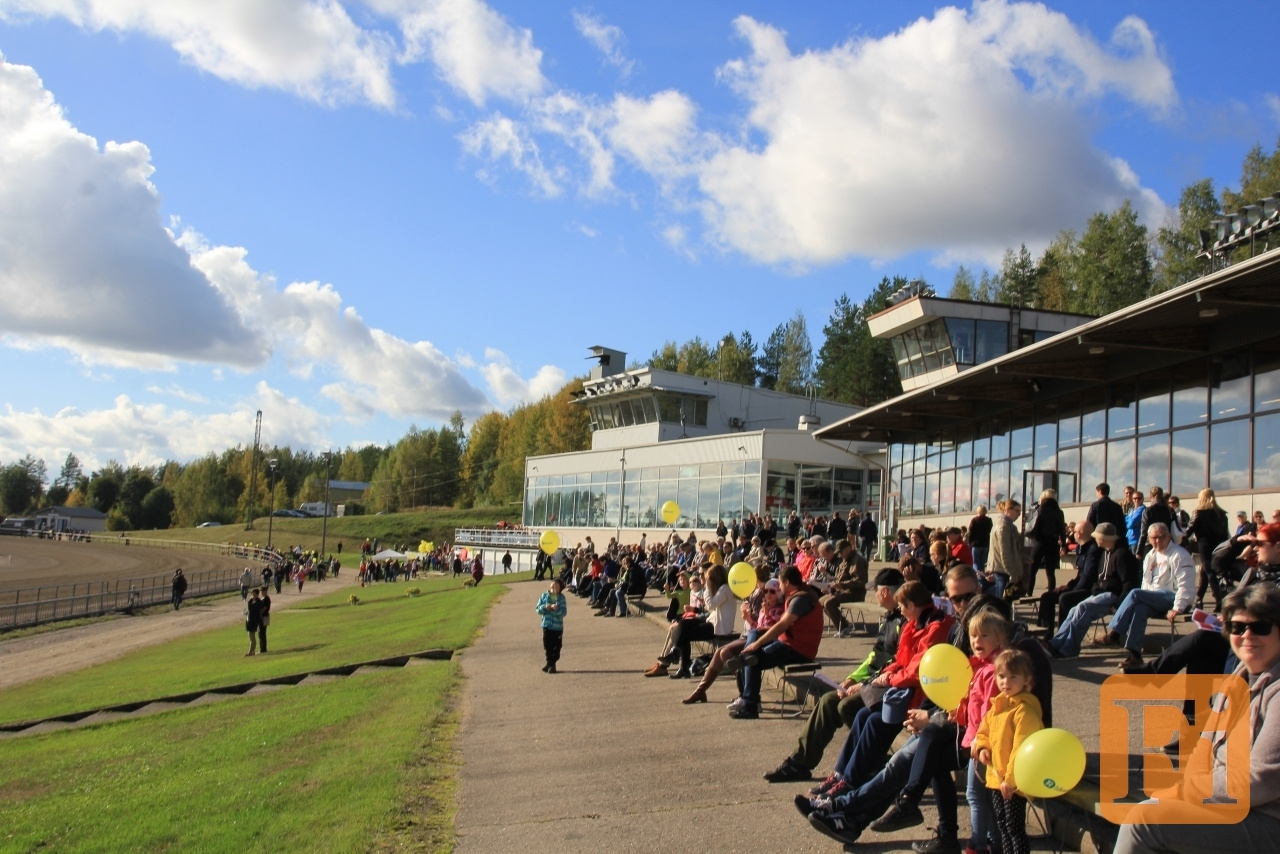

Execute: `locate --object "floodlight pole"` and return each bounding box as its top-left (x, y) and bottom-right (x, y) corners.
top-left (321, 450), bottom-right (332, 559)
top-left (266, 459), bottom-right (278, 551)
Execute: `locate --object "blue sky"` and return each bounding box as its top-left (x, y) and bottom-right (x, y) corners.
top-left (0, 0), bottom-right (1277, 474)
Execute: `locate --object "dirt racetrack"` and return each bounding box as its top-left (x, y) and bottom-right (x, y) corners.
top-left (0, 537), bottom-right (260, 595)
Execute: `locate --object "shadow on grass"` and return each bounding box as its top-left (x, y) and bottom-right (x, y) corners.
top-left (268, 644), bottom-right (325, 654)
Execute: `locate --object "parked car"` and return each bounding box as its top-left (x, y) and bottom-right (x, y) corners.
top-left (0, 517), bottom-right (33, 536)
top-left (196, 521), bottom-right (222, 528)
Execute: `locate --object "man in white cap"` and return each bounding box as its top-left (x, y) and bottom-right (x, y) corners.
top-left (1042, 522), bottom-right (1141, 658)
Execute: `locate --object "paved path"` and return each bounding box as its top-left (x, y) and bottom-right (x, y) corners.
top-left (0, 573), bottom-right (357, 691)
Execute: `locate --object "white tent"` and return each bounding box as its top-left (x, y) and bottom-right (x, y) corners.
top-left (369, 549), bottom-right (406, 560)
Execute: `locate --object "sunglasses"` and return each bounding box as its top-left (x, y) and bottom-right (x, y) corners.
top-left (1228, 620), bottom-right (1275, 636)
top-left (949, 591), bottom-right (977, 605)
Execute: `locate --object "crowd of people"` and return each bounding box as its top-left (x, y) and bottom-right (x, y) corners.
top-left (529, 486), bottom-right (1280, 854)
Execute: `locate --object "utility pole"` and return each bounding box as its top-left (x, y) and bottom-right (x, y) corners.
top-left (320, 450), bottom-right (332, 559)
top-left (245, 409), bottom-right (262, 530)
top-left (266, 458), bottom-right (278, 550)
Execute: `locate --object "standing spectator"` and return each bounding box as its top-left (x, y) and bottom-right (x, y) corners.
top-left (1027, 489), bottom-right (1066, 596)
top-left (258, 587), bottom-right (271, 653)
top-left (453, 552), bottom-right (464, 578)
top-left (1138, 487), bottom-right (1175, 558)
top-left (471, 553), bottom-right (485, 586)
top-left (1079, 482), bottom-right (1126, 542)
top-left (502, 550), bottom-right (513, 574)
top-left (858, 514), bottom-right (878, 562)
top-left (987, 500), bottom-right (1024, 597)
top-left (170, 569), bottom-right (187, 611)
top-left (1185, 487), bottom-right (1230, 611)
top-left (244, 588), bottom-right (264, 656)
top-left (968, 507), bottom-right (993, 574)
top-left (971, 650), bottom-right (1044, 854)
top-left (535, 579), bottom-right (567, 673)
top-left (239, 567), bottom-right (254, 600)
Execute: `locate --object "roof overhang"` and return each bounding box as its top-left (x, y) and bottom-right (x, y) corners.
top-left (815, 248), bottom-right (1280, 444)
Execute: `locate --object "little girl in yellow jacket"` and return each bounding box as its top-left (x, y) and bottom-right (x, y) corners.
top-left (971, 649), bottom-right (1044, 854)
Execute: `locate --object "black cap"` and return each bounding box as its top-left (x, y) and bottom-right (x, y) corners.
top-left (873, 568), bottom-right (905, 587)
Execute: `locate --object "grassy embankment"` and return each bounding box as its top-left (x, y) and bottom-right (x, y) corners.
top-left (0, 574), bottom-right (528, 854)
top-left (126, 505), bottom-right (519, 557)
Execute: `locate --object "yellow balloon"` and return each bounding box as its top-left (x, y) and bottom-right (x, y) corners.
top-left (660, 500), bottom-right (680, 525)
top-left (917, 644), bottom-right (973, 711)
top-left (1013, 728), bottom-right (1085, 798)
top-left (728, 562), bottom-right (756, 599)
top-left (539, 529), bottom-right (560, 555)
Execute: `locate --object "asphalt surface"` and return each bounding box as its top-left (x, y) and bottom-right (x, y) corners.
top-left (452, 578), bottom-right (1098, 854)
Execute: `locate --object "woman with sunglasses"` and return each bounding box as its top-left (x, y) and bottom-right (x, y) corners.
top-left (1114, 582), bottom-right (1280, 854)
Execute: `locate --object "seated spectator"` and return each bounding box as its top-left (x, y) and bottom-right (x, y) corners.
top-left (1042, 523), bottom-right (1141, 658)
top-left (723, 566), bottom-right (825, 720)
top-left (803, 581), bottom-right (953, 794)
top-left (1113, 583), bottom-right (1280, 854)
top-left (1101, 522), bottom-right (1195, 670)
top-left (684, 569), bottom-right (783, 704)
top-left (763, 568), bottom-right (905, 782)
top-left (900, 555), bottom-right (943, 596)
top-left (643, 571), bottom-right (712, 677)
top-left (822, 539), bottom-right (869, 638)
top-left (947, 527), bottom-right (973, 568)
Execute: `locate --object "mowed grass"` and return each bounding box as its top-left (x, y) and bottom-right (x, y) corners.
top-left (0, 574), bottom-right (522, 725)
top-left (0, 574), bottom-right (525, 853)
top-left (0, 663), bottom-right (458, 854)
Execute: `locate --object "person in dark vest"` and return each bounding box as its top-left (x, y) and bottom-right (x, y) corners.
top-left (171, 569), bottom-right (188, 611)
top-left (726, 565), bottom-right (825, 719)
top-left (244, 588), bottom-right (264, 656)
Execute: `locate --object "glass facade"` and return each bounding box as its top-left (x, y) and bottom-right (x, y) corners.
top-left (585, 393), bottom-right (708, 432)
top-left (894, 319), bottom-right (1009, 382)
top-left (888, 343), bottom-right (1280, 517)
top-left (524, 460), bottom-right (881, 529)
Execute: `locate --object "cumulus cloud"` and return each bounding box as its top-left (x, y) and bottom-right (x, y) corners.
top-left (0, 0), bottom-right (397, 107)
top-left (479, 349), bottom-right (567, 408)
top-left (0, 382), bottom-right (328, 470)
top-left (0, 57), bottom-right (269, 366)
top-left (468, 0), bottom-right (1174, 266)
top-left (573, 9), bottom-right (633, 76)
top-left (1267, 93), bottom-right (1280, 125)
top-left (460, 112), bottom-right (561, 195)
top-left (371, 0), bottom-right (546, 105)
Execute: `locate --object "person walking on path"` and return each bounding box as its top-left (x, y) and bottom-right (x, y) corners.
top-left (535, 579), bottom-right (568, 673)
top-left (170, 569), bottom-right (188, 611)
top-left (502, 550), bottom-right (513, 574)
top-left (244, 588), bottom-right (264, 656)
top-left (257, 588), bottom-right (271, 653)
top-left (239, 567), bottom-right (254, 600)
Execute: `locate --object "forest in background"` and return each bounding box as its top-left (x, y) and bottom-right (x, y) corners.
top-left (1, 140), bottom-right (1276, 529)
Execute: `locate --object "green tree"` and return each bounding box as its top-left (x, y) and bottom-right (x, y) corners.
top-left (949, 266), bottom-right (976, 301)
top-left (648, 341), bottom-right (680, 371)
top-left (171, 455), bottom-right (230, 527)
top-left (87, 462), bottom-right (124, 514)
top-left (776, 311), bottom-right (814, 394)
top-left (138, 486), bottom-right (175, 529)
top-left (757, 324), bottom-right (786, 390)
top-left (460, 411), bottom-right (506, 507)
top-left (815, 279), bottom-right (904, 407)
top-left (1155, 178), bottom-right (1219, 291)
top-left (1074, 200), bottom-right (1153, 315)
top-left (722, 331), bottom-right (759, 385)
top-left (995, 244), bottom-right (1040, 307)
top-left (975, 269), bottom-right (997, 302)
top-left (1037, 231), bottom-right (1079, 312)
top-left (0, 456), bottom-right (45, 514)
top-left (118, 467), bottom-right (156, 529)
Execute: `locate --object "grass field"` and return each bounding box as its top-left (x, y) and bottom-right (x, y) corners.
top-left (0, 574), bottom-right (527, 853)
top-left (126, 506), bottom-right (520, 557)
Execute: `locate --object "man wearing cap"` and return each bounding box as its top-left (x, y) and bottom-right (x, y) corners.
top-left (821, 540), bottom-right (869, 638)
top-left (1042, 522), bottom-right (1141, 658)
top-left (764, 568), bottom-right (906, 782)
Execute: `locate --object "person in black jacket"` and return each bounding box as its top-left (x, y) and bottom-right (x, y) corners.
top-left (170, 568), bottom-right (188, 611)
top-left (1138, 486), bottom-right (1174, 558)
top-left (1041, 523), bottom-right (1140, 658)
top-left (1184, 487), bottom-right (1230, 611)
top-left (1027, 489), bottom-right (1067, 596)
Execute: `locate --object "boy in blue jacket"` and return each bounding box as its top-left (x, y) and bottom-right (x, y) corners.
top-left (536, 579), bottom-right (568, 673)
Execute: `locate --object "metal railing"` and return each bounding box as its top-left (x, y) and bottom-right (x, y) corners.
top-left (0, 567), bottom-right (248, 631)
top-left (453, 528), bottom-right (540, 548)
top-left (69, 535), bottom-right (276, 562)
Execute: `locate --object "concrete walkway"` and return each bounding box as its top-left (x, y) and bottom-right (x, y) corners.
top-left (453, 581), bottom-right (1082, 854)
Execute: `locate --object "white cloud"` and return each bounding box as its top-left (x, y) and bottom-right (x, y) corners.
top-left (460, 112), bottom-right (561, 195)
top-left (0, 382), bottom-right (328, 471)
top-left (372, 0), bottom-right (546, 105)
top-left (0, 57), bottom-right (269, 366)
top-left (577, 224), bottom-right (597, 238)
top-left (1267, 93), bottom-right (1280, 125)
top-left (573, 9), bottom-right (633, 76)
top-left (479, 350), bottom-right (567, 408)
top-left (0, 0), bottom-right (397, 107)
top-left (467, 1), bottom-right (1173, 266)
top-left (146, 383), bottom-right (209, 404)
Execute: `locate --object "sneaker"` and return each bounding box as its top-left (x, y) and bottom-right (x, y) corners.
top-left (728, 703), bottom-right (759, 719)
top-left (724, 652), bottom-right (759, 674)
top-left (869, 800), bottom-right (923, 832)
top-left (1090, 630), bottom-right (1122, 648)
top-left (836, 626), bottom-right (855, 639)
top-left (809, 780), bottom-right (850, 812)
top-left (808, 773), bottom-right (842, 797)
top-left (794, 793), bottom-right (817, 818)
top-left (807, 809), bottom-right (864, 846)
top-left (546, 664), bottom-right (557, 674)
top-left (764, 758), bottom-right (813, 783)
top-left (911, 829), bottom-right (961, 854)
top-left (726, 697), bottom-right (746, 712)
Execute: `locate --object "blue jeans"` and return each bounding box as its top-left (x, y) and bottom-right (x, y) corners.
top-left (967, 758), bottom-right (997, 850)
top-left (833, 704), bottom-right (901, 788)
top-left (1109, 588), bottom-right (1175, 651)
top-left (614, 589), bottom-right (629, 616)
top-left (1050, 591), bottom-right (1118, 657)
top-left (829, 733), bottom-right (918, 816)
top-left (971, 546), bottom-right (989, 574)
top-left (740, 641), bottom-right (810, 708)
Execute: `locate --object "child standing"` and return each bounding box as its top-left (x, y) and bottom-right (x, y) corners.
top-left (971, 649), bottom-right (1044, 854)
top-left (959, 610), bottom-right (1011, 854)
top-left (535, 579), bottom-right (568, 674)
